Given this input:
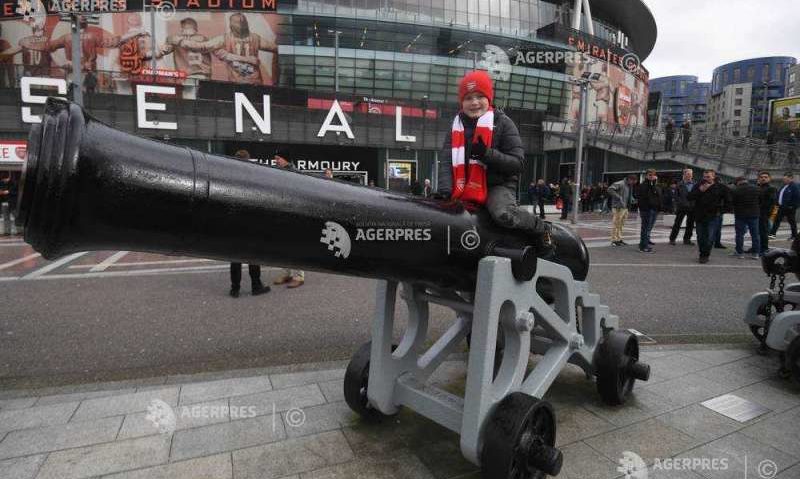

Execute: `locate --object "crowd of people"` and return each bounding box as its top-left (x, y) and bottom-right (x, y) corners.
top-left (526, 167), bottom-right (798, 264)
top-left (606, 167), bottom-right (797, 264)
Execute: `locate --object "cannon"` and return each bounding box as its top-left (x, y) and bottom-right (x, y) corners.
top-left (18, 98), bottom-right (651, 479)
top-left (743, 238), bottom-right (800, 383)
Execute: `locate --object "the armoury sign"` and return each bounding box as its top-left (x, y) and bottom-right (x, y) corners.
top-left (2, 0), bottom-right (276, 18)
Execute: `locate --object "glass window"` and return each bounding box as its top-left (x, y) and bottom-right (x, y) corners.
top-left (762, 64), bottom-right (770, 81)
top-left (733, 68), bottom-right (741, 82)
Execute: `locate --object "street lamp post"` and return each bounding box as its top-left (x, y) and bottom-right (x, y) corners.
top-left (572, 81), bottom-right (588, 225)
top-left (570, 71), bottom-right (599, 225)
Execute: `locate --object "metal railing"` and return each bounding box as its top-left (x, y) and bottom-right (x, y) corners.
top-left (545, 118), bottom-right (799, 174)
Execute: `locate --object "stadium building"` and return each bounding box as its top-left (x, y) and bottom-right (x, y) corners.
top-left (0, 0), bottom-right (657, 195)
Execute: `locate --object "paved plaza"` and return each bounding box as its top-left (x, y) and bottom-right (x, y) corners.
top-left (0, 345), bottom-right (798, 479)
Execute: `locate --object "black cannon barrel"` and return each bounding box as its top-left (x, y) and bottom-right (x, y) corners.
top-left (17, 99), bottom-right (588, 291)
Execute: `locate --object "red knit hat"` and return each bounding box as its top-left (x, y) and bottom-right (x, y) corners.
top-left (458, 70), bottom-right (494, 105)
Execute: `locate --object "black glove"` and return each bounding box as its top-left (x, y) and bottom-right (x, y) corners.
top-left (469, 137), bottom-right (488, 162)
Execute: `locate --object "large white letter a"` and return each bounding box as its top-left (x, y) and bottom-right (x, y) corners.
top-left (317, 100), bottom-right (355, 139)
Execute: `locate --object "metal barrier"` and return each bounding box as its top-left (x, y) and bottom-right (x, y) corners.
top-left (545, 118), bottom-right (799, 175)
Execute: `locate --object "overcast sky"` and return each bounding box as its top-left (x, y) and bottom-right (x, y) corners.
top-left (643, 0), bottom-right (799, 82)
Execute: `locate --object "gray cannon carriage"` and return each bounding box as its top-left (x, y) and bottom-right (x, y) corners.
top-left (743, 240), bottom-right (800, 383)
top-left (17, 98), bottom-right (651, 479)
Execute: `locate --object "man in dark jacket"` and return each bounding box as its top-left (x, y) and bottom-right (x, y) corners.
top-left (669, 168), bottom-right (696, 245)
top-left (637, 169), bottom-right (661, 253)
top-left (713, 178), bottom-right (731, 249)
top-left (731, 177), bottom-right (761, 259)
top-left (528, 179), bottom-right (549, 219)
top-left (757, 171), bottom-right (777, 254)
top-left (681, 120), bottom-right (692, 150)
top-left (665, 119), bottom-right (675, 152)
top-left (688, 169), bottom-right (730, 263)
top-left (769, 172), bottom-right (800, 240)
top-left (437, 70), bottom-right (550, 249)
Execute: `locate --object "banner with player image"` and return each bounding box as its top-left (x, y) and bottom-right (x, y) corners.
top-left (567, 58), bottom-right (649, 128)
top-left (0, 7), bottom-right (281, 90)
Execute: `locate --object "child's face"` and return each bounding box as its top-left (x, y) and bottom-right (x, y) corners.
top-left (462, 93), bottom-right (489, 118)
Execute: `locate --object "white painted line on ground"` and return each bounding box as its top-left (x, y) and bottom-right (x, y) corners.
top-left (38, 264), bottom-right (230, 279)
top-left (88, 251), bottom-right (129, 272)
top-left (0, 243), bottom-right (27, 248)
top-left (0, 253), bottom-right (41, 271)
top-left (1, 264), bottom-right (277, 282)
top-left (592, 263), bottom-right (761, 269)
top-left (70, 257), bottom-right (216, 270)
top-left (21, 252), bottom-right (88, 279)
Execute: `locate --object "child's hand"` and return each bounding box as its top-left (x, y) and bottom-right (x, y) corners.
top-left (470, 137), bottom-right (487, 161)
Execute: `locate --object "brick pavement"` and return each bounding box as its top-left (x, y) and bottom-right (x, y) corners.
top-left (0, 345), bottom-right (798, 479)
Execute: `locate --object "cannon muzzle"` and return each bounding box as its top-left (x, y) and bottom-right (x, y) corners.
top-left (17, 99), bottom-right (588, 290)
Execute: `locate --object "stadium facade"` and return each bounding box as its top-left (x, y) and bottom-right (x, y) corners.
top-left (0, 0), bottom-right (657, 194)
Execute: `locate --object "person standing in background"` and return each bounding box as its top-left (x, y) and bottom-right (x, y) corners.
top-left (608, 175), bottom-right (637, 247)
top-left (730, 176), bottom-right (762, 259)
top-left (770, 172), bottom-right (800, 240)
top-left (689, 170), bottom-right (729, 264)
top-left (681, 120), bottom-right (692, 150)
top-left (272, 150), bottom-right (305, 288)
top-left (669, 168), bottom-right (696, 246)
top-left (711, 177), bottom-right (731, 249)
top-left (228, 150), bottom-right (270, 297)
top-left (529, 179), bottom-right (549, 219)
top-left (665, 119), bottom-right (675, 152)
top-left (637, 169), bottom-right (661, 253)
top-left (423, 179), bottom-right (432, 197)
top-left (757, 171), bottom-right (777, 254)
top-left (559, 177), bottom-right (572, 220)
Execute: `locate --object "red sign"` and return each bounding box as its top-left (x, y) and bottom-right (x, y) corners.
top-left (0, 141), bottom-right (27, 164)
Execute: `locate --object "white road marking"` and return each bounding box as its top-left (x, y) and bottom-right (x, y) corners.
top-left (21, 252), bottom-right (88, 279)
top-left (88, 251), bottom-right (129, 272)
top-left (593, 263), bottom-right (761, 269)
top-left (1, 264), bottom-right (277, 282)
top-left (38, 264), bottom-right (230, 279)
top-left (0, 253), bottom-right (41, 271)
top-left (0, 243), bottom-right (27, 247)
top-left (71, 257), bottom-right (216, 270)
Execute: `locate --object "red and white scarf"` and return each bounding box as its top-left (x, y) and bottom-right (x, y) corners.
top-left (451, 109), bottom-right (494, 206)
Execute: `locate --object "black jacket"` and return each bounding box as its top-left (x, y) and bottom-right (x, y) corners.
top-left (637, 180), bottom-right (662, 211)
top-left (437, 109), bottom-right (524, 194)
top-left (759, 183), bottom-right (777, 217)
top-left (674, 181), bottom-right (696, 211)
top-left (731, 183), bottom-right (761, 218)
top-left (688, 181), bottom-right (730, 221)
top-left (776, 182), bottom-right (800, 209)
